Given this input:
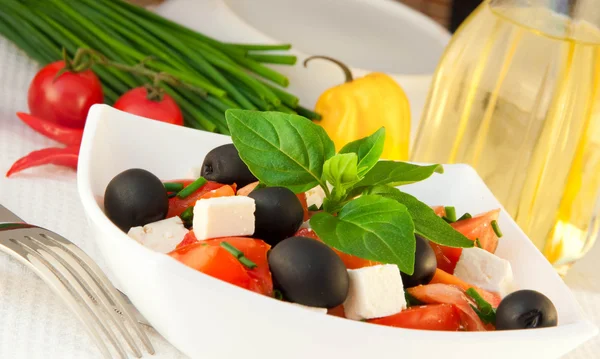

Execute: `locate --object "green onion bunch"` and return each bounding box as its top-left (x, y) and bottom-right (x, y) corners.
top-left (0, 0), bottom-right (319, 133)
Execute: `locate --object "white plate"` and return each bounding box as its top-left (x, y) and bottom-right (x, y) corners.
top-left (77, 105), bottom-right (597, 359)
top-left (154, 0), bottom-right (451, 142)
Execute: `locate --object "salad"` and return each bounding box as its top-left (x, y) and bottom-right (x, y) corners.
top-left (103, 109), bottom-right (558, 332)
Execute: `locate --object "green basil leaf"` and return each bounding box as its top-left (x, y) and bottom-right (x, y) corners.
top-left (354, 161), bottom-right (444, 189)
top-left (339, 127), bottom-right (385, 175)
top-left (365, 185), bottom-right (473, 248)
top-left (226, 109), bottom-right (334, 193)
top-left (310, 195), bottom-right (416, 274)
top-left (323, 153), bottom-right (360, 187)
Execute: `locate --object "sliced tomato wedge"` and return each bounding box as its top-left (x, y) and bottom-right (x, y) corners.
top-left (430, 209), bottom-right (501, 273)
top-left (176, 231), bottom-right (198, 250)
top-left (167, 181), bottom-right (225, 218)
top-left (203, 237), bottom-right (273, 296)
top-left (200, 184), bottom-right (236, 199)
top-left (368, 304), bottom-right (461, 331)
top-left (451, 209), bottom-right (500, 253)
top-left (169, 243), bottom-right (252, 289)
top-left (407, 284), bottom-right (486, 331)
top-left (327, 305), bottom-right (346, 318)
top-left (294, 228), bottom-right (379, 269)
top-left (430, 268), bottom-right (501, 308)
top-left (169, 236), bottom-right (273, 296)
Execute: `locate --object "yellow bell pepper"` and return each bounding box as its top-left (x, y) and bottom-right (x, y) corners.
top-left (305, 56), bottom-right (411, 160)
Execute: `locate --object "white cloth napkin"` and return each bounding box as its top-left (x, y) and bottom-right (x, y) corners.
top-left (0, 37), bottom-right (187, 359)
top-left (0, 29), bottom-right (598, 358)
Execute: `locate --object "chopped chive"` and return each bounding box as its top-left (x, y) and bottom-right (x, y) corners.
top-left (308, 204), bottom-right (320, 211)
top-left (167, 192), bottom-right (177, 199)
top-left (444, 206), bottom-right (457, 222)
top-left (273, 289), bottom-right (283, 300)
top-left (458, 212), bottom-right (472, 221)
top-left (475, 238), bottom-right (482, 248)
top-left (220, 241), bottom-right (258, 269)
top-left (177, 176), bottom-right (207, 199)
top-left (220, 241), bottom-right (243, 258)
top-left (164, 182), bottom-right (184, 192)
top-left (442, 216), bottom-right (452, 223)
top-left (491, 220), bottom-right (503, 238)
top-left (466, 288), bottom-right (496, 324)
top-left (180, 206), bottom-right (194, 222)
top-left (239, 256), bottom-right (257, 269)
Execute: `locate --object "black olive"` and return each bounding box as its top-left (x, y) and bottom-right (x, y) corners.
top-left (400, 234), bottom-right (437, 288)
top-left (248, 187), bottom-right (303, 246)
top-left (104, 168), bottom-right (168, 232)
top-left (268, 236), bottom-right (349, 308)
top-left (201, 144), bottom-right (258, 187)
top-left (496, 290), bottom-right (558, 330)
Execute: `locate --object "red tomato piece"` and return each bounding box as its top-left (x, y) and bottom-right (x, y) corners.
top-left (430, 209), bottom-right (501, 273)
top-left (203, 237), bottom-right (273, 296)
top-left (368, 304), bottom-right (461, 331)
top-left (28, 60), bottom-right (103, 129)
top-left (294, 228), bottom-right (379, 269)
top-left (327, 305), bottom-right (346, 318)
top-left (429, 268), bottom-right (502, 308)
top-left (200, 184), bottom-right (236, 199)
top-left (114, 87), bottom-right (183, 125)
top-left (407, 284), bottom-right (487, 331)
top-left (451, 209), bottom-right (500, 253)
top-left (431, 206), bottom-right (446, 217)
top-left (176, 231), bottom-right (198, 250)
top-left (296, 192), bottom-right (310, 221)
top-left (169, 237), bottom-right (273, 296)
top-left (169, 243), bottom-right (252, 290)
top-left (167, 181), bottom-right (224, 218)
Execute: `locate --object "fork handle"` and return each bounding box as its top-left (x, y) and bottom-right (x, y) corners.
top-left (0, 204), bottom-right (25, 223)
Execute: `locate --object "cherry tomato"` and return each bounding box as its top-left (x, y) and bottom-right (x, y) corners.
top-left (407, 284), bottom-right (487, 331)
top-left (166, 181), bottom-right (225, 218)
top-left (169, 237), bottom-right (272, 296)
top-left (28, 60), bottom-right (103, 129)
top-left (430, 209), bottom-right (501, 273)
top-left (294, 228), bottom-right (379, 269)
top-left (114, 87), bottom-right (183, 125)
top-left (368, 304), bottom-right (461, 331)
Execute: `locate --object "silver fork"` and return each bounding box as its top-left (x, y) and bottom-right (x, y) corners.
top-left (0, 204), bottom-right (155, 358)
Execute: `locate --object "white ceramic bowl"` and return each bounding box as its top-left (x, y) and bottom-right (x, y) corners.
top-left (78, 105), bottom-right (597, 359)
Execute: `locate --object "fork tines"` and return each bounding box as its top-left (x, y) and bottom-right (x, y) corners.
top-left (0, 223), bottom-right (154, 359)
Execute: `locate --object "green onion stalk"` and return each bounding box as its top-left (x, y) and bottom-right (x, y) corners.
top-left (0, 0), bottom-right (320, 134)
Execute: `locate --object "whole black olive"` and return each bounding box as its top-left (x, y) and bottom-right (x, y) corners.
top-left (104, 168), bottom-right (168, 232)
top-left (248, 187), bottom-right (303, 245)
top-left (201, 144), bottom-right (258, 187)
top-left (400, 234), bottom-right (437, 288)
top-left (268, 236), bottom-right (349, 308)
top-left (496, 290), bottom-right (558, 330)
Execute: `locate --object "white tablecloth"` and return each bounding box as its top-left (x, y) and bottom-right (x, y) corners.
top-left (0, 35), bottom-right (598, 358)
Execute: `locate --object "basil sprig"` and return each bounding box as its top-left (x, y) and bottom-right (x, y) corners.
top-left (226, 109), bottom-right (473, 274)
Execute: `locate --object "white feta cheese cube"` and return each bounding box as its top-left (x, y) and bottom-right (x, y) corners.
top-left (453, 247), bottom-right (514, 297)
top-left (343, 264), bottom-right (406, 320)
top-left (305, 185), bottom-right (326, 209)
top-left (127, 216), bottom-right (189, 253)
top-left (288, 302), bottom-right (327, 314)
top-left (193, 196), bottom-right (255, 240)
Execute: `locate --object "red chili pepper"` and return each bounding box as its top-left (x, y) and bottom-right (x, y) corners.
top-left (6, 146), bottom-right (79, 177)
top-left (16, 112), bottom-right (83, 146)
